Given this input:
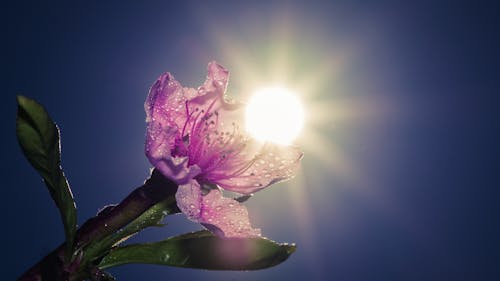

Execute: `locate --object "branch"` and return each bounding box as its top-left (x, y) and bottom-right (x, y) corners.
top-left (18, 169), bottom-right (177, 281)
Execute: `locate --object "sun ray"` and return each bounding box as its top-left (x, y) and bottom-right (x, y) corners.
top-left (298, 128), bottom-right (357, 180)
top-left (285, 170), bottom-right (327, 280)
top-left (187, 6), bottom-right (408, 275)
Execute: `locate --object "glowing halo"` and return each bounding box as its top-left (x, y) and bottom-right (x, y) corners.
top-left (245, 86), bottom-right (305, 145)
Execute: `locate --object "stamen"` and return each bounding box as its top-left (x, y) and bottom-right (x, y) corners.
top-left (187, 97), bottom-right (219, 165)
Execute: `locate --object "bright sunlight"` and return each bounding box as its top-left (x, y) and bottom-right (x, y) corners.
top-left (245, 86), bottom-right (305, 145)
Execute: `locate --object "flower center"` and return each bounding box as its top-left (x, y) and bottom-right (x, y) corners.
top-left (181, 101), bottom-right (248, 180)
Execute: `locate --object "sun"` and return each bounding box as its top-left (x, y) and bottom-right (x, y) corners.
top-left (245, 86), bottom-right (305, 145)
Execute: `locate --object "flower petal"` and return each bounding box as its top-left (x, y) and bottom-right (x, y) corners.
top-left (145, 73), bottom-right (201, 184)
top-left (176, 180), bottom-right (261, 238)
top-left (179, 63), bottom-right (245, 171)
top-left (208, 143), bottom-right (303, 194)
top-left (204, 61), bottom-right (229, 92)
top-left (145, 123), bottom-right (201, 184)
top-left (145, 72), bottom-right (192, 132)
top-left (145, 62), bottom-right (229, 133)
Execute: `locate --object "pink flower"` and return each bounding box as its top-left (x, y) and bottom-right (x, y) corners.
top-left (145, 62), bottom-right (302, 238)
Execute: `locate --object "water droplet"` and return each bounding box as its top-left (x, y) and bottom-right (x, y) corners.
top-left (161, 254), bottom-right (170, 262)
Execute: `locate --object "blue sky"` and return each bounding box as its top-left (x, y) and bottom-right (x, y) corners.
top-left (3, 1), bottom-right (498, 280)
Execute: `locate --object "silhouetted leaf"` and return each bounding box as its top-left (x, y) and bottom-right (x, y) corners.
top-left (99, 230), bottom-right (296, 271)
top-left (16, 95), bottom-right (77, 260)
top-left (85, 196), bottom-right (179, 260)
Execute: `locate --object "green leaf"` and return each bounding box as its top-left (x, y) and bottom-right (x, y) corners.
top-left (90, 267), bottom-right (116, 281)
top-left (106, 196), bottom-right (179, 243)
top-left (84, 196), bottom-right (179, 260)
top-left (99, 231), bottom-right (296, 271)
top-left (16, 95), bottom-right (77, 260)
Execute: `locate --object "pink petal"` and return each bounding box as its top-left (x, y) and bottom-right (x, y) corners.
top-left (179, 63), bottom-right (246, 170)
top-left (145, 122), bottom-right (201, 185)
top-left (204, 61), bottom-right (229, 92)
top-left (145, 61), bottom-right (228, 133)
top-left (144, 63), bottom-right (237, 184)
top-left (144, 72), bottom-right (201, 184)
top-left (145, 72), bottom-right (191, 133)
top-left (208, 143), bottom-right (303, 194)
top-left (175, 179), bottom-right (261, 238)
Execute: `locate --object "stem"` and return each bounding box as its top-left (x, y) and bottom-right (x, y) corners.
top-left (18, 169), bottom-right (177, 281)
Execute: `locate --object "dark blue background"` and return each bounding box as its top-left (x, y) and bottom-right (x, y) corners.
top-left (4, 1), bottom-right (498, 280)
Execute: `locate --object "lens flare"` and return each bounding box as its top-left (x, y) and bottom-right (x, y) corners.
top-left (245, 87), bottom-right (304, 145)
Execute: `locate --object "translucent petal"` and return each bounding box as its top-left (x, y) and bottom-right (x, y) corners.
top-left (144, 72), bottom-right (201, 184)
top-left (145, 72), bottom-right (191, 133)
top-left (208, 143), bottom-right (303, 194)
top-left (145, 62), bottom-right (239, 183)
top-left (176, 180), bottom-right (261, 238)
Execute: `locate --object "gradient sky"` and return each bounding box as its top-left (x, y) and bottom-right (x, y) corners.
top-left (3, 1), bottom-right (498, 280)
